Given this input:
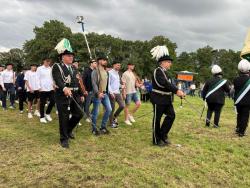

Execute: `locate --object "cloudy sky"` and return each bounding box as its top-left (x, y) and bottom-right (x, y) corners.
top-left (0, 0), bottom-right (249, 53)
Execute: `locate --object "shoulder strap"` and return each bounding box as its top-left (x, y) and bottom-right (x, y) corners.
top-left (153, 67), bottom-right (168, 88)
top-left (235, 79), bottom-right (250, 104)
top-left (205, 79), bottom-right (227, 99)
top-left (52, 63), bottom-right (71, 84)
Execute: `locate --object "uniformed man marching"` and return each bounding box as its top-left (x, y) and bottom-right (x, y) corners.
top-left (202, 65), bottom-right (230, 128)
top-left (52, 38), bottom-right (84, 148)
top-left (150, 45), bottom-right (185, 147)
top-left (233, 59), bottom-right (250, 137)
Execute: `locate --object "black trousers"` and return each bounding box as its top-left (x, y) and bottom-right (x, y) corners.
top-left (40, 91), bottom-right (55, 118)
top-left (152, 103), bottom-right (175, 145)
top-left (18, 89), bottom-right (27, 111)
top-left (206, 103), bottom-right (223, 126)
top-left (236, 105), bottom-right (250, 134)
top-left (56, 95), bottom-right (83, 142)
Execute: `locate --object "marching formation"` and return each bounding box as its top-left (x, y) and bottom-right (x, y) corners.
top-left (0, 38), bottom-right (249, 148)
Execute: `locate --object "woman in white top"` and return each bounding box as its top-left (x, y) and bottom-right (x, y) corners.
top-left (24, 64), bottom-right (41, 119)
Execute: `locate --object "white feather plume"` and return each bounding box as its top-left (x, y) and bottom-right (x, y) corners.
top-left (150, 45), bottom-right (169, 60)
top-left (55, 38), bottom-right (72, 54)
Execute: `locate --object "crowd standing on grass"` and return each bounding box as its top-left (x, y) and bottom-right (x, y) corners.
top-left (0, 39), bottom-right (249, 148)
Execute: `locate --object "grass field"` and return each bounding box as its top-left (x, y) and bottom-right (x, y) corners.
top-left (0, 96), bottom-right (249, 187)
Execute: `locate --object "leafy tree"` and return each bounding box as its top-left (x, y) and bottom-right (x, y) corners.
top-left (23, 20), bottom-right (72, 64)
top-left (0, 48), bottom-right (25, 71)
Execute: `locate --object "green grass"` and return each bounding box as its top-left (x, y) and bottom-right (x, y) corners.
top-left (0, 96), bottom-right (250, 187)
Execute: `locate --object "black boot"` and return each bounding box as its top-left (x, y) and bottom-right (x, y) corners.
top-left (60, 139), bottom-right (69, 148)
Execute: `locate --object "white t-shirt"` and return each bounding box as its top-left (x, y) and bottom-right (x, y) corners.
top-left (24, 70), bottom-right (40, 92)
top-left (2, 69), bottom-right (15, 83)
top-left (0, 71), bottom-right (4, 88)
top-left (122, 70), bottom-right (136, 94)
top-left (190, 84), bottom-right (196, 90)
top-left (36, 65), bottom-right (54, 91)
top-left (108, 69), bottom-right (121, 94)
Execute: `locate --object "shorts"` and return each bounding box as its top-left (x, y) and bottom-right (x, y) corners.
top-left (27, 91), bottom-right (40, 102)
top-left (125, 92), bottom-right (139, 105)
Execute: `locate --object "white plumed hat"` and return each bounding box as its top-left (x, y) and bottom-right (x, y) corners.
top-left (150, 45), bottom-right (173, 62)
top-left (211, 65), bottom-right (222, 75)
top-left (238, 59), bottom-right (250, 73)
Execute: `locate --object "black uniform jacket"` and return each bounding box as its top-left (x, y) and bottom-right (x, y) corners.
top-left (202, 75), bottom-right (230, 105)
top-left (233, 73), bottom-right (250, 106)
top-left (150, 67), bottom-right (178, 105)
top-left (52, 62), bottom-right (83, 104)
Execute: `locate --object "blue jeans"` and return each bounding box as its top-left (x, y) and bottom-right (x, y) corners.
top-left (91, 93), bottom-right (112, 131)
top-left (84, 91), bottom-right (94, 117)
top-left (2, 83), bottom-right (15, 108)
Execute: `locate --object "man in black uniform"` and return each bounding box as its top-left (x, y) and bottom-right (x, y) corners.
top-left (233, 59), bottom-right (250, 137)
top-left (202, 65), bottom-right (230, 128)
top-left (150, 45), bottom-right (185, 146)
top-left (52, 38), bottom-right (83, 148)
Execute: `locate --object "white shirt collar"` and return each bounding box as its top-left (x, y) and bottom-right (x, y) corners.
top-left (159, 66), bottom-right (166, 71)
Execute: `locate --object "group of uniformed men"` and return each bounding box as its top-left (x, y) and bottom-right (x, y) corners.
top-left (0, 38), bottom-right (249, 148)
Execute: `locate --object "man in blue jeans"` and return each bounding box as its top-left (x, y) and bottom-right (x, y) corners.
top-left (2, 63), bottom-right (16, 110)
top-left (91, 55), bottom-right (112, 135)
top-left (82, 59), bottom-right (97, 122)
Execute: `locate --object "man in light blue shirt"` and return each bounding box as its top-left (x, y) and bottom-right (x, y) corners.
top-left (108, 59), bottom-right (125, 128)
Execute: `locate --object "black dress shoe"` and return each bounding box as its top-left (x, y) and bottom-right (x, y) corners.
top-left (100, 128), bottom-right (110, 134)
top-left (213, 125), bottom-right (219, 128)
top-left (68, 133), bottom-right (75, 139)
top-left (60, 140), bottom-right (69, 148)
top-left (238, 133), bottom-right (247, 137)
top-left (162, 139), bottom-right (171, 145)
top-left (92, 130), bottom-right (100, 136)
top-left (157, 140), bottom-right (167, 147)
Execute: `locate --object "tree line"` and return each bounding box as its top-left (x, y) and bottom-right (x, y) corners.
top-left (0, 20), bottom-right (241, 83)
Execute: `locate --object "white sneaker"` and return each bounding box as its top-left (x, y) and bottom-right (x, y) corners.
top-left (34, 110), bottom-right (40, 117)
top-left (86, 118), bottom-right (91, 123)
top-left (78, 122), bottom-right (82, 126)
top-left (40, 117), bottom-right (47, 123)
top-left (20, 111), bottom-right (23, 114)
top-left (56, 110), bottom-right (58, 115)
top-left (28, 113), bottom-right (33, 119)
top-left (128, 115), bottom-right (136, 123)
top-left (45, 114), bottom-right (52, 122)
top-left (124, 120), bottom-right (132, 125)
top-left (9, 106), bottom-right (15, 109)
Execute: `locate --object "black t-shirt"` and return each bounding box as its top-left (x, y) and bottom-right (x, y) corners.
top-left (82, 67), bottom-right (93, 92)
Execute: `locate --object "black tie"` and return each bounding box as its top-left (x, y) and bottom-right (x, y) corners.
top-left (68, 66), bottom-right (73, 76)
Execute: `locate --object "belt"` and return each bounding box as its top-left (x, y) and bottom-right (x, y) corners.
top-left (152, 89), bottom-right (172, 95)
top-left (68, 87), bottom-right (79, 91)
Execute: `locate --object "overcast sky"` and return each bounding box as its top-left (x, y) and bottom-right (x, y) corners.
top-left (0, 0), bottom-right (249, 53)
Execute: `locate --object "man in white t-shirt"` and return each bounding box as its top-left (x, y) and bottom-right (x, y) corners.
top-left (121, 63), bottom-right (142, 125)
top-left (24, 64), bottom-right (41, 119)
top-left (37, 58), bottom-right (55, 123)
top-left (1, 63), bottom-right (16, 110)
top-left (108, 60), bottom-right (125, 128)
top-left (190, 83), bottom-right (196, 97)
